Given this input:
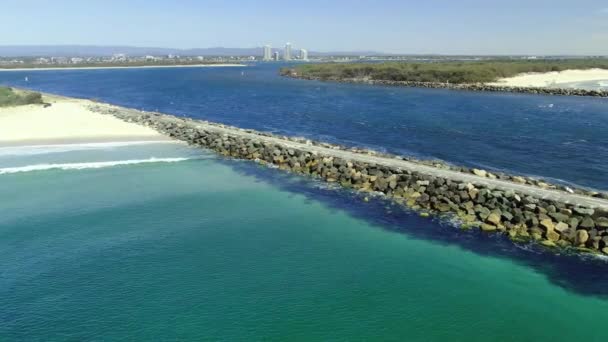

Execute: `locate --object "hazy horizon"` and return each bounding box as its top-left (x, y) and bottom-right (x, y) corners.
top-left (1, 0), bottom-right (608, 55)
top-left (1, 44), bottom-right (607, 57)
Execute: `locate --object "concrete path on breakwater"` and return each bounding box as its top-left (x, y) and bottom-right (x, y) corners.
top-left (111, 105), bottom-right (608, 211)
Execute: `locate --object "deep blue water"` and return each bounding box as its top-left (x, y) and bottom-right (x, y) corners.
top-left (1, 63), bottom-right (607, 189)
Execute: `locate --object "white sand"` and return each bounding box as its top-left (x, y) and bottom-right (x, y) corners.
top-left (488, 68), bottom-right (608, 88)
top-left (0, 64), bottom-right (246, 72)
top-left (0, 95), bottom-right (171, 147)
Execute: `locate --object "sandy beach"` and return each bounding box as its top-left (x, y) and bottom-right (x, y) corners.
top-left (0, 94), bottom-right (173, 147)
top-left (0, 64), bottom-right (246, 72)
top-left (488, 68), bottom-right (608, 88)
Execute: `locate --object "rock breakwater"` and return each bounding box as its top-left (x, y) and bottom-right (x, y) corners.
top-left (281, 71), bottom-right (608, 98)
top-left (91, 104), bottom-right (608, 255)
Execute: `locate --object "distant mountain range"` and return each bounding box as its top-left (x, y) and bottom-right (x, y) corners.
top-left (0, 45), bottom-right (386, 57)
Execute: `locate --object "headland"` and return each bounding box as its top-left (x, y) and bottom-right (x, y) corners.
top-left (281, 60), bottom-right (608, 97)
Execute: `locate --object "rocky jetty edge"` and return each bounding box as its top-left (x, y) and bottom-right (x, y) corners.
top-left (280, 70), bottom-right (608, 98)
top-left (90, 103), bottom-right (608, 255)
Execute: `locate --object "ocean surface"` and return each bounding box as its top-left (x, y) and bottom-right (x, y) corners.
top-left (2, 65), bottom-right (608, 340)
top-left (1, 63), bottom-right (607, 190)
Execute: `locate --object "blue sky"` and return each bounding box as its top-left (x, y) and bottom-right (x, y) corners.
top-left (1, 0), bottom-right (607, 54)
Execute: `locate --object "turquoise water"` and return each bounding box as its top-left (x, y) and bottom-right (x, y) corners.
top-left (2, 144), bottom-right (608, 340)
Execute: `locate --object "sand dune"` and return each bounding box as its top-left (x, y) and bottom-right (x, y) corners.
top-left (488, 68), bottom-right (608, 88)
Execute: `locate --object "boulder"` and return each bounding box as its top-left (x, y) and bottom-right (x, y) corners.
top-left (435, 203), bottom-right (451, 212)
top-left (569, 217), bottom-right (580, 229)
top-left (540, 219), bottom-right (555, 232)
top-left (573, 207), bottom-right (594, 216)
top-left (546, 230), bottom-right (560, 242)
top-left (472, 169), bottom-right (487, 177)
top-left (475, 206), bottom-right (491, 220)
top-left (501, 211), bottom-right (514, 222)
top-left (555, 222), bottom-right (569, 233)
top-left (486, 212), bottom-right (502, 226)
top-left (548, 212), bottom-right (569, 223)
top-left (576, 230), bottom-right (590, 245)
top-left (579, 217), bottom-right (595, 229)
top-left (481, 223), bottom-right (497, 232)
top-left (596, 217), bottom-right (608, 228)
top-left (512, 176), bottom-right (526, 184)
top-left (541, 240), bottom-right (557, 247)
top-left (468, 188), bottom-right (479, 200)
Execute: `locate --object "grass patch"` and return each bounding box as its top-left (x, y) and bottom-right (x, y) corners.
top-left (0, 87), bottom-right (44, 107)
top-left (283, 59), bottom-right (608, 84)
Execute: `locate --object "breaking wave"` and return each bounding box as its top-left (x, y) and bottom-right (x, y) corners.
top-left (0, 140), bottom-right (180, 157)
top-left (0, 157), bottom-right (192, 175)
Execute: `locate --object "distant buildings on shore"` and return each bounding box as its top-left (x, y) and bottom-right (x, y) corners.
top-left (260, 42), bottom-right (309, 62)
top-left (0, 54), bottom-right (260, 67)
top-left (284, 43), bottom-right (292, 61)
top-left (4, 52), bottom-right (581, 68)
top-left (263, 45), bottom-right (272, 61)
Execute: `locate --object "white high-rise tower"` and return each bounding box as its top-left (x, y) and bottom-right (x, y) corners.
top-left (299, 49), bottom-right (308, 61)
top-left (284, 42), bottom-right (292, 61)
top-left (263, 45), bottom-right (272, 61)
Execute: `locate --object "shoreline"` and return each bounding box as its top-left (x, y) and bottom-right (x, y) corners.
top-left (2, 91), bottom-right (608, 256)
top-left (0, 64), bottom-right (247, 72)
top-left (282, 72), bottom-right (608, 97)
top-left (488, 68), bottom-right (608, 88)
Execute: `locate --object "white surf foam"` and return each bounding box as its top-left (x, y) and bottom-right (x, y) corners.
top-left (0, 157), bottom-right (192, 175)
top-left (0, 140), bottom-right (181, 157)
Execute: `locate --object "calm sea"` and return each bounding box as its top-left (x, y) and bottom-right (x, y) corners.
top-left (1, 65), bottom-right (608, 340)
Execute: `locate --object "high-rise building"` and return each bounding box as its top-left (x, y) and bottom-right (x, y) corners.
top-left (284, 42), bottom-right (292, 61)
top-left (273, 51), bottom-right (280, 61)
top-left (299, 49), bottom-right (308, 61)
top-left (263, 45), bottom-right (272, 61)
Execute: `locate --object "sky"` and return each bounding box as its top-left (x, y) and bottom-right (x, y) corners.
top-left (1, 0), bottom-right (607, 55)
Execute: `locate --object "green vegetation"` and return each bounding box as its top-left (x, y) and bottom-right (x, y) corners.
top-left (284, 59), bottom-right (608, 84)
top-left (0, 87), bottom-right (44, 107)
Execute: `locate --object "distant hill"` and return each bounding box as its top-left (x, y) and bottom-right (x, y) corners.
top-left (0, 45), bottom-right (385, 57)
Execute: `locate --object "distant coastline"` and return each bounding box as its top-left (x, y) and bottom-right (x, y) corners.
top-left (283, 73), bottom-right (608, 97)
top-left (0, 64), bottom-right (246, 72)
top-left (282, 61), bottom-right (608, 97)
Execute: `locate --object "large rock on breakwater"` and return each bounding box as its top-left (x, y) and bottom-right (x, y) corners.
top-left (281, 71), bottom-right (608, 98)
top-left (91, 104), bottom-right (608, 255)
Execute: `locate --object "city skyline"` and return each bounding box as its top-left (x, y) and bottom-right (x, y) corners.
top-left (284, 43), bottom-right (292, 61)
top-left (261, 43), bottom-right (311, 62)
top-left (1, 0), bottom-right (607, 55)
